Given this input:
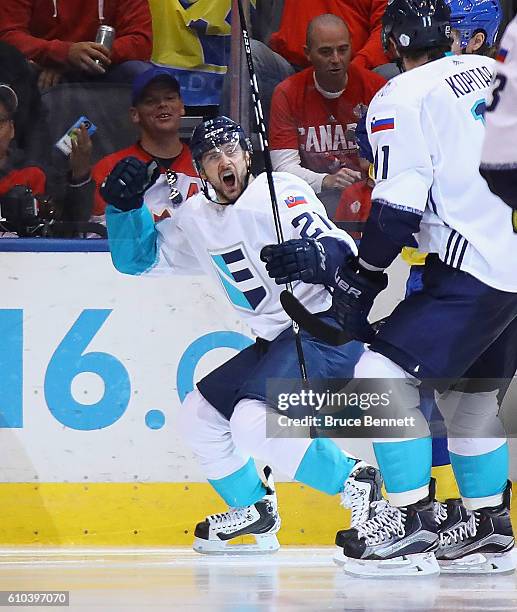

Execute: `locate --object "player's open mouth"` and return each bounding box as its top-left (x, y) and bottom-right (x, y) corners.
top-left (222, 170), bottom-right (236, 188)
top-left (157, 113), bottom-right (172, 119)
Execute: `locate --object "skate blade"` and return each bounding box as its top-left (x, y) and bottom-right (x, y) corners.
top-left (333, 546), bottom-right (346, 567)
top-left (438, 551), bottom-right (516, 575)
top-left (193, 534), bottom-right (280, 555)
top-left (343, 552), bottom-right (440, 578)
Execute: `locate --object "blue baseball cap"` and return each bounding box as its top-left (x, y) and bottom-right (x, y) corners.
top-left (132, 66), bottom-right (181, 105)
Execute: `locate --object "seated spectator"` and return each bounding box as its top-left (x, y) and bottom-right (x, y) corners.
top-left (268, 14), bottom-right (386, 222)
top-left (0, 41), bottom-right (41, 151)
top-left (0, 83), bottom-right (90, 236)
top-left (269, 0), bottom-right (390, 70)
top-left (221, 1), bottom-right (390, 128)
top-left (0, 84), bottom-right (45, 194)
top-left (67, 66), bottom-right (201, 223)
top-left (0, 0), bottom-right (153, 91)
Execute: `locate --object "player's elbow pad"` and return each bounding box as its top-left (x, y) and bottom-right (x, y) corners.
top-left (480, 167), bottom-right (517, 210)
top-left (359, 199), bottom-right (422, 269)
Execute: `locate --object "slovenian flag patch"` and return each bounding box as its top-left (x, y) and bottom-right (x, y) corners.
top-left (496, 47), bottom-right (508, 63)
top-left (371, 117), bottom-right (395, 133)
top-left (284, 195), bottom-right (307, 208)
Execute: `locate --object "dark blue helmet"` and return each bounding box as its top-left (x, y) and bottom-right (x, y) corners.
top-left (445, 0), bottom-right (501, 48)
top-left (382, 0), bottom-right (452, 53)
top-left (190, 116), bottom-right (252, 170)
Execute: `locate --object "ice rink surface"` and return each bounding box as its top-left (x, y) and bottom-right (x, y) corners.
top-left (0, 547), bottom-right (516, 611)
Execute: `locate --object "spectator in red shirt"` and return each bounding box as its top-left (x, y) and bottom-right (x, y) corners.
top-left (67, 66), bottom-right (201, 224)
top-left (269, 0), bottom-right (390, 71)
top-left (0, 0), bottom-right (153, 90)
top-left (269, 14), bottom-right (385, 221)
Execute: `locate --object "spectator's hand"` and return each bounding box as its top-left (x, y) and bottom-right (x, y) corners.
top-left (322, 167), bottom-right (362, 190)
top-left (38, 67), bottom-right (63, 90)
top-left (68, 42), bottom-right (111, 74)
top-left (70, 124), bottom-right (93, 181)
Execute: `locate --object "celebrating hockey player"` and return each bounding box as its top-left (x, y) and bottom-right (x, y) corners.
top-left (101, 115), bottom-right (383, 554)
top-left (480, 16), bottom-right (517, 215)
top-left (293, 0), bottom-right (517, 576)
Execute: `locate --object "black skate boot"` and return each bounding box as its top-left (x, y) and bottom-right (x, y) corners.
top-left (339, 479), bottom-right (439, 577)
top-left (193, 466), bottom-right (281, 554)
top-left (334, 461), bottom-right (385, 566)
top-left (436, 481), bottom-right (515, 574)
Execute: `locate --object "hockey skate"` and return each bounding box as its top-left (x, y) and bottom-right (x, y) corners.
top-left (193, 466), bottom-right (281, 554)
top-left (339, 480), bottom-right (440, 577)
top-left (435, 481), bottom-right (515, 574)
top-left (333, 461), bottom-right (385, 566)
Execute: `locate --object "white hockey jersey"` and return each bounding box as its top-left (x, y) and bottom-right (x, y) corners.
top-left (108, 172), bottom-right (356, 341)
top-left (481, 17), bottom-right (517, 171)
top-left (366, 53), bottom-right (517, 292)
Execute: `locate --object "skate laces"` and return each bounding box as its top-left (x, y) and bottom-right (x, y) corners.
top-left (341, 479), bottom-right (370, 528)
top-left (207, 507), bottom-right (253, 529)
top-left (439, 511), bottom-right (477, 546)
top-left (341, 465), bottom-right (383, 528)
top-left (434, 501), bottom-right (448, 526)
top-left (356, 503), bottom-right (406, 545)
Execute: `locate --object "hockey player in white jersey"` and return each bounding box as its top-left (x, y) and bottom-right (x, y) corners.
top-left (480, 16), bottom-right (517, 217)
top-left (101, 116), bottom-right (383, 554)
top-left (311, 0), bottom-right (517, 577)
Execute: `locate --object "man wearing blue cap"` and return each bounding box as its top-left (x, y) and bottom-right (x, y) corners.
top-left (68, 66), bottom-right (201, 223)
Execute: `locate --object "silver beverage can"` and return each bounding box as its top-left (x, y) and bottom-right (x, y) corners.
top-left (95, 25), bottom-right (116, 51)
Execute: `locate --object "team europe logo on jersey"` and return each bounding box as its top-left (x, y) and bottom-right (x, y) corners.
top-left (209, 243), bottom-right (270, 312)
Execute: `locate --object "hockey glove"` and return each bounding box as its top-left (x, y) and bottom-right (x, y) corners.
top-left (100, 157), bottom-right (160, 212)
top-left (332, 258), bottom-right (388, 343)
top-left (260, 238), bottom-right (327, 285)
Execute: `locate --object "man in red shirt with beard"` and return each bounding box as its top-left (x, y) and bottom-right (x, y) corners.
top-left (269, 14), bottom-right (385, 225)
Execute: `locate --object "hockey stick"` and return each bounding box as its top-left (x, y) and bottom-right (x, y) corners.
top-left (279, 290), bottom-right (353, 346)
top-left (236, 0), bottom-right (309, 382)
top-left (280, 290), bottom-right (386, 347)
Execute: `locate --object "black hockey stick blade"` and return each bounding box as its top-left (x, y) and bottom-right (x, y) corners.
top-left (280, 290), bottom-right (352, 346)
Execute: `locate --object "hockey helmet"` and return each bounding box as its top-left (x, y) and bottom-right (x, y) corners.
top-left (190, 116), bottom-right (252, 171)
top-left (382, 0), bottom-right (452, 53)
top-left (445, 0), bottom-right (501, 48)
